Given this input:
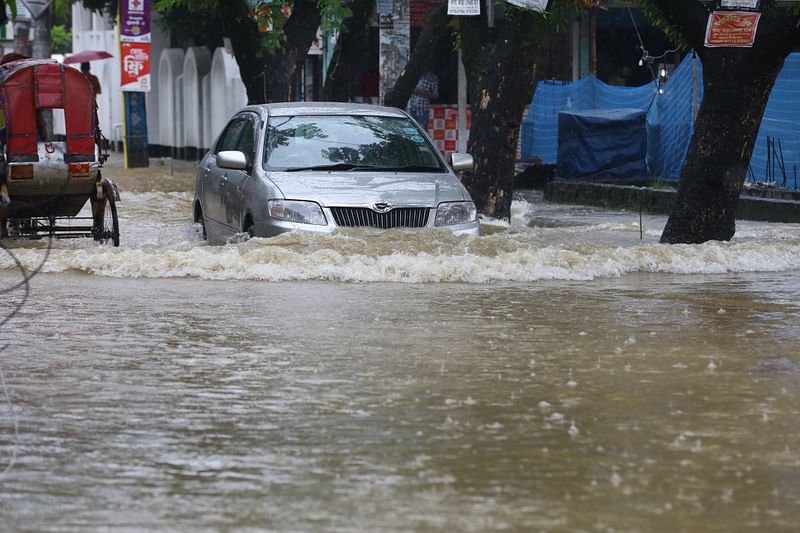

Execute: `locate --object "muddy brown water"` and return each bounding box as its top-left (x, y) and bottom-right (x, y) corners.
top-left (1, 162), bottom-right (799, 531)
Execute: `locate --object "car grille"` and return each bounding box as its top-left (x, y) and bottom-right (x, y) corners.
top-left (330, 207), bottom-right (430, 228)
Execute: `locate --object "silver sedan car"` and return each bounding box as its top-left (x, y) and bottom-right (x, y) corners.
top-left (194, 102), bottom-right (480, 243)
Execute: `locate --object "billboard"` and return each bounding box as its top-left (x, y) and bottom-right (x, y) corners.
top-left (120, 42), bottom-right (151, 92)
top-left (119, 0), bottom-right (152, 92)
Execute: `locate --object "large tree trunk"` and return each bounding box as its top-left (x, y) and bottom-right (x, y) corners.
top-left (223, 0), bottom-right (321, 103)
top-left (321, 0), bottom-right (375, 101)
top-left (459, 9), bottom-right (546, 219)
top-left (383, 5), bottom-right (451, 109)
top-left (660, 50), bottom-right (786, 243)
top-left (654, 1), bottom-right (800, 243)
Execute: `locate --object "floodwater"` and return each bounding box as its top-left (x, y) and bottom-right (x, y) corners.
top-left (1, 165), bottom-right (800, 532)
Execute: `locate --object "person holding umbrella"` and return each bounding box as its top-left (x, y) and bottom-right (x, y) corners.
top-left (80, 62), bottom-right (102, 98)
top-left (64, 50), bottom-right (112, 100)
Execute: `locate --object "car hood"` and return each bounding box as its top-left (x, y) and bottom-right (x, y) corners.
top-left (265, 171), bottom-right (469, 207)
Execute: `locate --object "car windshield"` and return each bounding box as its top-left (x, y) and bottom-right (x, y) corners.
top-left (263, 115), bottom-right (445, 172)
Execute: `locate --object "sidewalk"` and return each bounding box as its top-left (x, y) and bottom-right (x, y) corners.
top-left (540, 181), bottom-right (800, 223)
top-left (103, 151), bottom-right (200, 174)
top-left (101, 151), bottom-right (199, 193)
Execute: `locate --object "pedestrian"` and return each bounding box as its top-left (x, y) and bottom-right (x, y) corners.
top-left (406, 70), bottom-right (438, 131)
top-left (81, 62), bottom-right (102, 98)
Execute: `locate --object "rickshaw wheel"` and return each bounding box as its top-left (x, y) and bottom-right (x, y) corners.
top-left (102, 199), bottom-right (120, 247)
top-left (92, 179), bottom-right (120, 247)
top-left (92, 196), bottom-right (119, 247)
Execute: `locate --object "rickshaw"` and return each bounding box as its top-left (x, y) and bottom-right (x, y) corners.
top-left (0, 58), bottom-right (120, 246)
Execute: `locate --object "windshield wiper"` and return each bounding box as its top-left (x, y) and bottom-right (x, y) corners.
top-left (356, 165), bottom-right (442, 172)
top-left (283, 163), bottom-right (443, 172)
top-left (284, 163), bottom-right (371, 172)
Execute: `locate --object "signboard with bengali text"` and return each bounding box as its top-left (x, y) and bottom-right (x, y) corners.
top-left (719, 0), bottom-right (760, 9)
top-left (120, 0), bottom-right (151, 92)
top-left (120, 42), bottom-right (151, 92)
top-left (120, 0), bottom-right (152, 43)
top-left (704, 11), bottom-right (760, 47)
top-left (447, 0), bottom-right (480, 15)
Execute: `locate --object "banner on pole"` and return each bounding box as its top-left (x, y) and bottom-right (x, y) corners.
top-left (447, 0), bottom-right (480, 16)
top-left (120, 0), bottom-right (152, 92)
top-left (120, 0), bottom-right (152, 43)
top-left (704, 11), bottom-right (760, 47)
top-left (121, 42), bottom-right (151, 91)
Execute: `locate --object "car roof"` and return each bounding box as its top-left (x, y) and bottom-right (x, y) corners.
top-left (242, 102), bottom-right (409, 118)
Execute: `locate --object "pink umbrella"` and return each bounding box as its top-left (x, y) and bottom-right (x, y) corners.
top-left (63, 50), bottom-right (114, 64)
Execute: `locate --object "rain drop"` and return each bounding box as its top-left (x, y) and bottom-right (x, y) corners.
top-left (568, 421), bottom-right (579, 437)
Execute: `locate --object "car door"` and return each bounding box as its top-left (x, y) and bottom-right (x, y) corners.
top-left (223, 113), bottom-right (259, 231)
top-left (201, 116), bottom-right (249, 233)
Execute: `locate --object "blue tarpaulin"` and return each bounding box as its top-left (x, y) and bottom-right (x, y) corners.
top-left (557, 108), bottom-right (648, 181)
top-left (522, 52), bottom-right (800, 188)
top-left (521, 53), bottom-right (701, 180)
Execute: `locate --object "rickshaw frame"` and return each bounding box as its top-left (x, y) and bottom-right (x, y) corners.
top-left (0, 58), bottom-right (120, 246)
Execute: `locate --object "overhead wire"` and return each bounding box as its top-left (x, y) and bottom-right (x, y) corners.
top-left (627, 6), bottom-right (679, 84)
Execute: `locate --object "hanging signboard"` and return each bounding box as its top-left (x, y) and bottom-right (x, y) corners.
top-left (120, 0), bottom-right (152, 43)
top-left (717, 0), bottom-right (760, 10)
top-left (120, 0), bottom-right (152, 92)
top-left (505, 0), bottom-right (550, 11)
top-left (447, 0), bottom-right (480, 16)
top-left (120, 42), bottom-right (151, 91)
top-left (704, 11), bottom-right (760, 47)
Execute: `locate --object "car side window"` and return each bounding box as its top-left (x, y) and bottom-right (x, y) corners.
top-left (237, 115), bottom-right (258, 166)
top-left (216, 117), bottom-right (247, 154)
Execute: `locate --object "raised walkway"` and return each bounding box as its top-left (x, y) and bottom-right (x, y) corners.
top-left (540, 181), bottom-right (800, 224)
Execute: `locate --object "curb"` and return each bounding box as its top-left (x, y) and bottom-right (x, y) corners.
top-left (542, 181), bottom-right (800, 223)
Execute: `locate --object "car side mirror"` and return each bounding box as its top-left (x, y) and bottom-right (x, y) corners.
top-left (450, 153), bottom-right (474, 172)
top-left (217, 150), bottom-right (248, 171)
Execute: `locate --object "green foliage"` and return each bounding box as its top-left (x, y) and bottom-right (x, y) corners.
top-left (53, 0), bottom-right (71, 25)
top-left (318, 0), bottom-right (351, 32)
top-left (51, 24), bottom-right (72, 54)
top-left (152, 0), bottom-right (349, 55)
top-left (7, 0), bottom-right (17, 19)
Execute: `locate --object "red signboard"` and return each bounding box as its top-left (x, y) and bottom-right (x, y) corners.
top-left (705, 11), bottom-right (760, 48)
top-left (120, 42), bottom-right (151, 92)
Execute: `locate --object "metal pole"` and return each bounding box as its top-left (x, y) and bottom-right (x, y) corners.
top-left (457, 48), bottom-right (467, 154)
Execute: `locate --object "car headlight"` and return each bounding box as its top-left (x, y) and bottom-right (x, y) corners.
top-left (435, 201), bottom-right (477, 226)
top-left (268, 200), bottom-right (327, 226)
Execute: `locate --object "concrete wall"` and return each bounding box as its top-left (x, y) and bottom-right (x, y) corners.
top-left (183, 47), bottom-right (212, 159)
top-left (71, 4), bottom-right (121, 145)
top-left (70, 2), bottom-right (248, 159)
